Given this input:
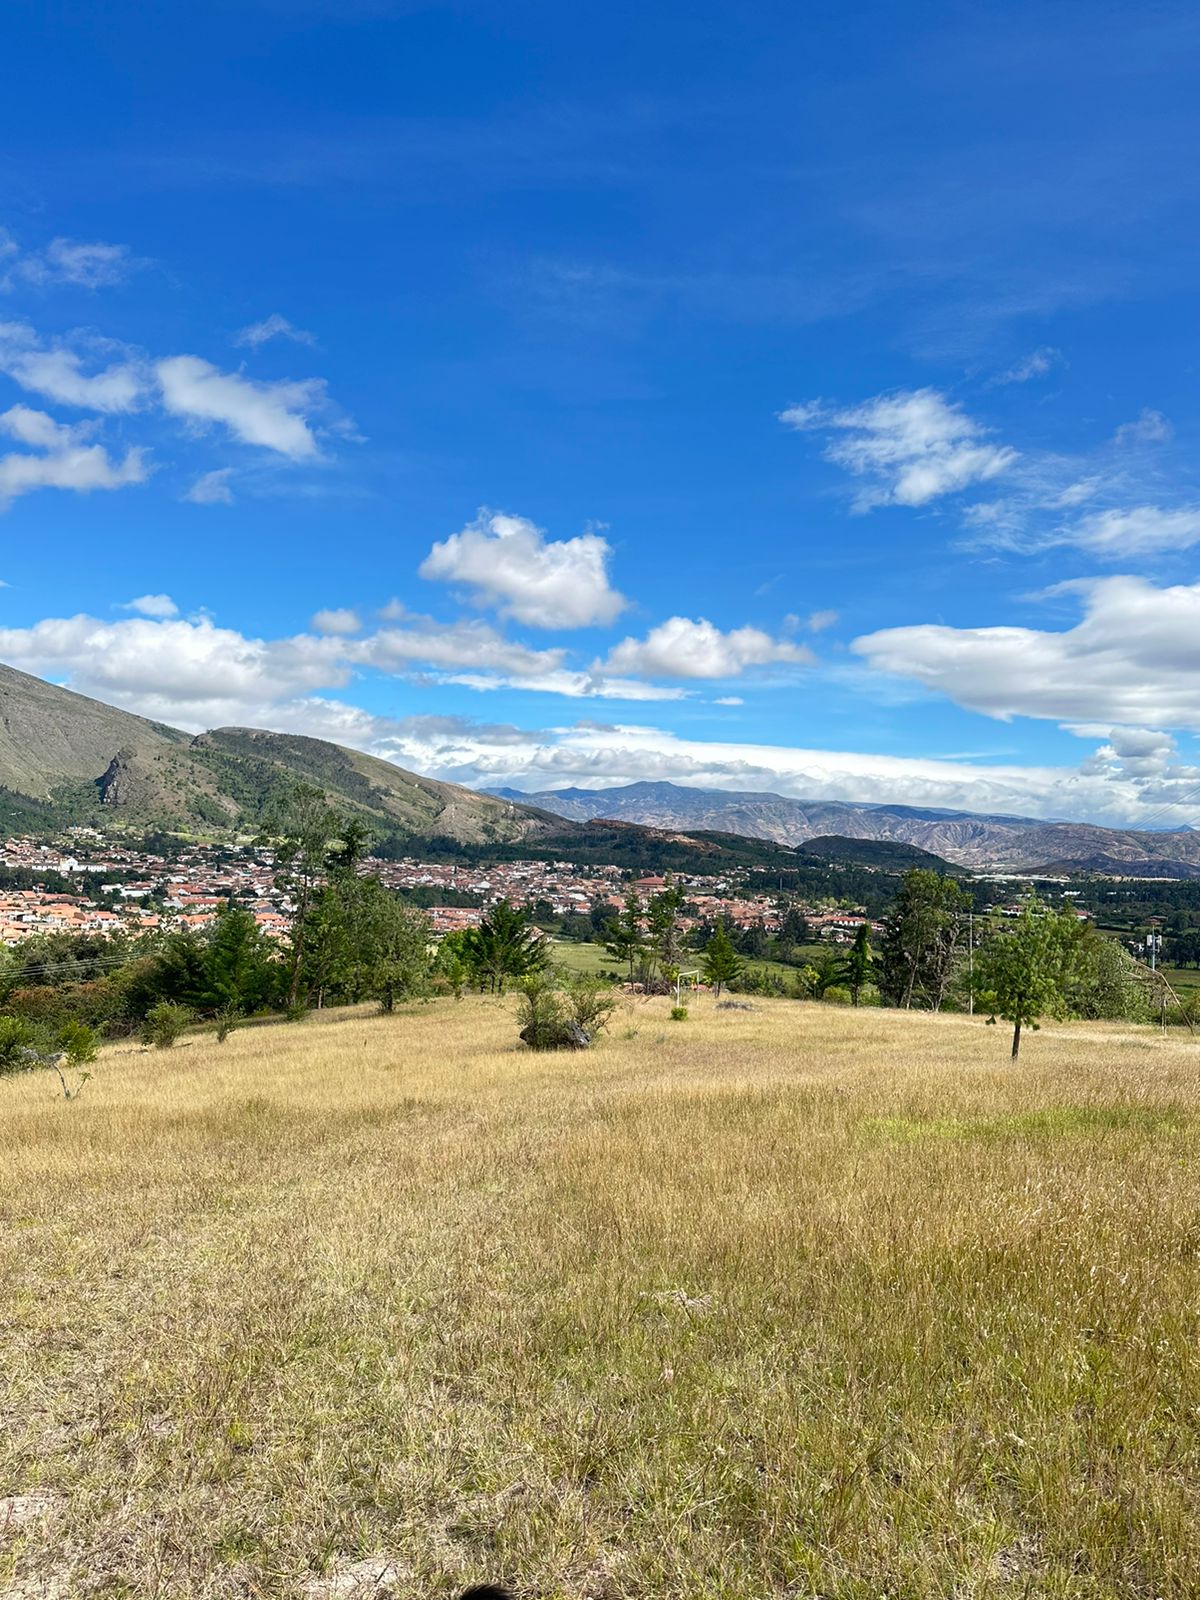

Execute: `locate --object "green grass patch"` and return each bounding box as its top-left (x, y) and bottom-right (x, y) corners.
top-left (862, 1104), bottom-right (1188, 1142)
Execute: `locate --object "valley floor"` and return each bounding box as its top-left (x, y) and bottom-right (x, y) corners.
top-left (1, 999), bottom-right (1199, 1598)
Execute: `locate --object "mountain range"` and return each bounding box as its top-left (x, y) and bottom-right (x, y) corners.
top-left (0, 661), bottom-right (551, 844)
top-left (489, 781), bottom-right (1200, 877)
top-left (5, 659), bottom-right (1200, 877)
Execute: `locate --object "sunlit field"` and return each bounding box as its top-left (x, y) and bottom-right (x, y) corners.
top-left (2, 997), bottom-right (1199, 1599)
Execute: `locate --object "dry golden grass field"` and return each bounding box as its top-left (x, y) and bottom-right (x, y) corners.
top-left (2, 997), bottom-right (1200, 1600)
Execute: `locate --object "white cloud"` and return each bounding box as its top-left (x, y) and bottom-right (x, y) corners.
top-left (853, 574), bottom-right (1200, 730)
top-left (443, 669), bottom-right (689, 702)
top-left (121, 594), bottom-right (178, 619)
top-left (311, 607), bottom-right (362, 635)
top-left (5, 608), bottom-right (1199, 827)
top-left (0, 403), bottom-right (77, 450)
top-left (419, 510), bottom-right (626, 629)
top-left (0, 613), bottom-right (350, 730)
top-left (155, 355), bottom-right (326, 459)
top-left (600, 616), bottom-right (813, 680)
top-left (781, 387), bottom-right (1017, 509)
top-left (358, 618), bottom-right (567, 680)
top-left (1, 236), bottom-right (143, 291)
top-left (360, 717), bottom-right (1200, 830)
top-left (235, 314), bottom-right (316, 349)
top-left (32, 238), bottom-right (140, 289)
top-left (0, 322), bottom-right (145, 413)
top-left (1114, 408), bottom-right (1172, 446)
top-left (714, 695), bottom-right (744, 706)
top-left (0, 404), bottom-right (147, 509)
top-left (1063, 504), bottom-right (1200, 557)
top-left (184, 468), bottom-right (235, 505)
top-left (994, 346), bottom-right (1062, 385)
top-left (806, 609), bottom-right (839, 633)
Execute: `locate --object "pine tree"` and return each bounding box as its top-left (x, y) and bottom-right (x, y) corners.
top-left (464, 900), bottom-right (548, 993)
top-left (837, 922), bottom-right (873, 1006)
top-left (604, 889), bottom-right (646, 984)
top-left (702, 923), bottom-right (743, 998)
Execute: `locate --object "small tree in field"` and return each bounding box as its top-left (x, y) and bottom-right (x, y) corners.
top-left (702, 924), bottom-right (743, 998)
top-left (837, 923), bottom-right (873, 1006)
top-left (142, 1001), bottom-right (192, 1050)
top-left (604, 890), bottom-right (646, 984)
top-left (975, 898), bottom-right (1075, 1059)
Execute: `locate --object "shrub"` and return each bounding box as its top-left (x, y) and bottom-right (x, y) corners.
top-left (0, 1016), bottom-right (36, 1073)
top-left (517, 972), bottom-right (618, 1051)
top-left (564, 974), bottom-right (619, 1036)
top-left (670, 1005), bottom-right (688, 1022)
top-left (822, 985), bottom-right (852, 1005)
top-left (214, 1005), bottom-right (240, 1044)
top-left (141, 1001), bottom-right (192, 1050)
top-left (57, 1020), bottom-right (99, 1065)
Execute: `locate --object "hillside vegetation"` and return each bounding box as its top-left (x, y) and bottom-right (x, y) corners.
top-left (0, 662), bottom-right (549, 844)
top-left (1, 998), bottom-right (1197, 1598)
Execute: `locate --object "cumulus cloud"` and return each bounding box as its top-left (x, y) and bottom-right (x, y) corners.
top-left (357, 717), bottom-right (1200, 830)
top-left (0, 613), bottom-right (351, 731)
top-left (235, 314), bottom-right (316, 349)
top-left (311, 607), bottom-right (362, 635)
top-left (780, 387), bottom-right (1017, 509)
top-left (0, 607), bottom-right (688, 737)
top-left (155, 356), bottom-right (327, 458)
top-left (185, 467), bottom-right (235, 505)
top-left (806, 609), bottom-right (839, 633)
top-left (360, 618), bottom-right (567, 680)
top-left (600, 616), bottom-right (812, 680)
top-left (4, 608), bottom-right (1197, 827)
top-left (0, 322), bottom-right (145, 412)
top-left (419, 510), bottom-right (627, 629)
top-left (853, 574), bottom-right (1200, 730)
top-left (0, 404), bottom-right (147, 509)
top-left (121, 594), bottom-right (178, 619)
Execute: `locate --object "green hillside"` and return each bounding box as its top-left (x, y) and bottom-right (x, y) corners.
top-left (0, 661), bottom-right (552, 845)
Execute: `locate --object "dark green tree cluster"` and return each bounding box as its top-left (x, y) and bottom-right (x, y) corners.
top-left (877, 870), bottom-right (972, 1011)
top-left (440, 900), bottom-right (548, 994)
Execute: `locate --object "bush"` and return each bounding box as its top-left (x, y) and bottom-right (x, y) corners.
top-left (56, 1020), bottom-right (99, 1065)
top-left (517, 972), bottom-right (618, 1051)
top-left (214, 1005), bottom-right (240, 1044)
top-left (0, 1015), bottom-right (36, 1073)
top-left (141, 1001), bottom-right (192, 1050)
top-left (792, 966), bottom-right (820, 1000)
top-left (670, 1005), bottom-right (688, 1022)
top-left (564, 974), bottom-right (619, 1036)
top-left (822, 985), bottom-right (852, 1005)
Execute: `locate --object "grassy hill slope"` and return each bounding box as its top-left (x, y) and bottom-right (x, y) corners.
top-left (0, 661), bottom-right (551, 844)
top-left (0, 997), bottom-right (1193, 1598)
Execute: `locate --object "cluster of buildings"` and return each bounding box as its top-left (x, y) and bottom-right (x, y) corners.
top-left (0, 829), bottom-right (877, 950)
top-left (0, 831), bottom-right (290, 945)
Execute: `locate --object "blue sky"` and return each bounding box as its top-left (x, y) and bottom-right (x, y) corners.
top-left (2, 0), bottom-right (1200, 824)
